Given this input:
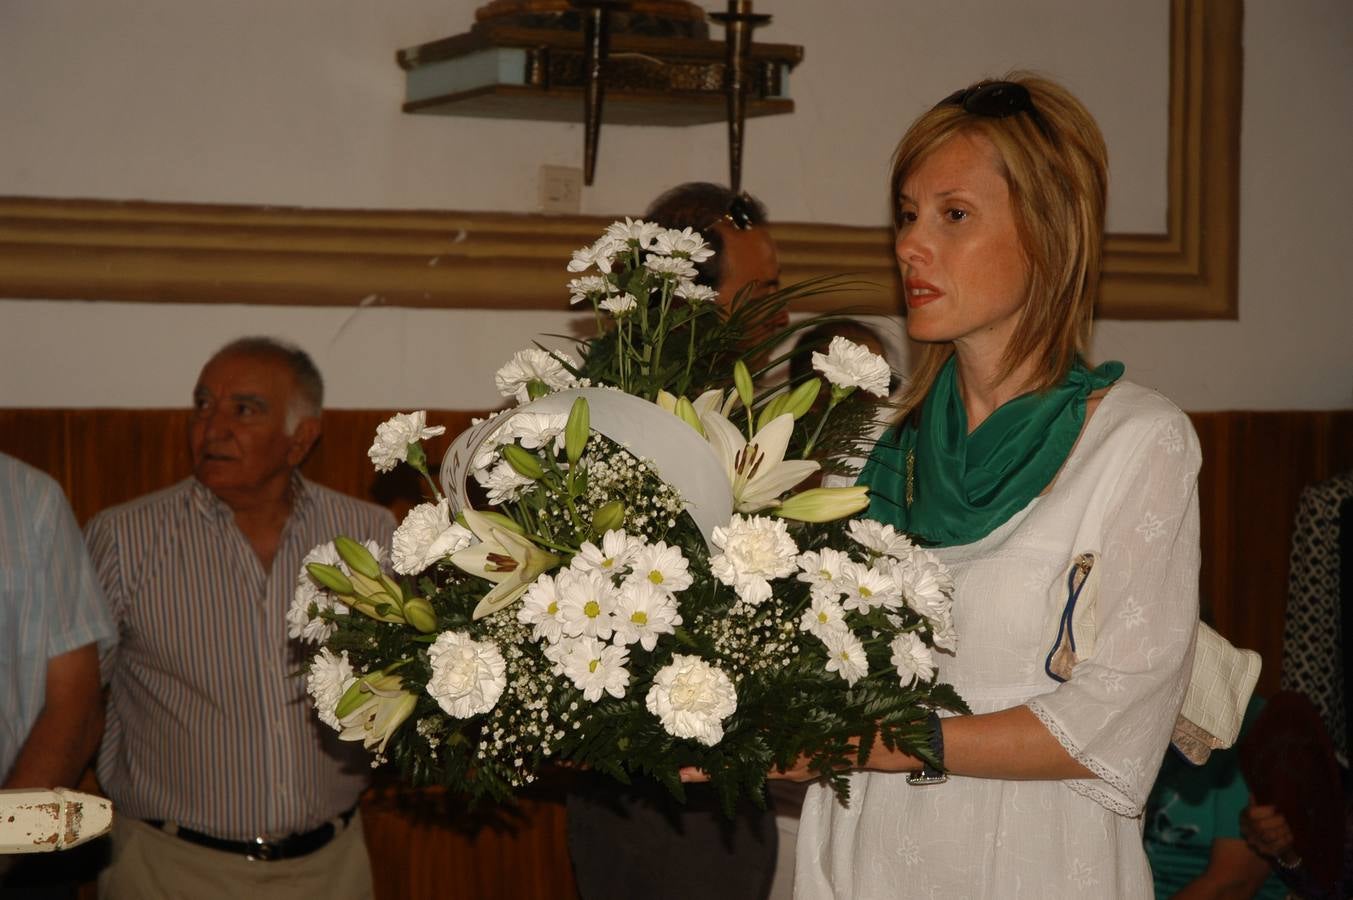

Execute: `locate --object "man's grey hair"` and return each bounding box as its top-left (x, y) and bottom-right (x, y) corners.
top-left (644, 182), bottom-right (768, 287)
top-left (211, 336), bottom-right (324, 432)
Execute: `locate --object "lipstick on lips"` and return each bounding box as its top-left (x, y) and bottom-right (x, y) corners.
top-left (905, 278), bottom-right (942, 310)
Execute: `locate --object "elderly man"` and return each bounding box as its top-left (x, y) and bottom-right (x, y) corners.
top-left (0, 451), bottom-right (113, 897)
top-left (85, 337), bottom-right (394, 900)
top-left (566, 182), bottom-right (786, 900)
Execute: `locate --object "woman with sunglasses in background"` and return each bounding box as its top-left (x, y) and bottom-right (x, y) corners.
top-left (788, 74), bottom-right (1203, 897)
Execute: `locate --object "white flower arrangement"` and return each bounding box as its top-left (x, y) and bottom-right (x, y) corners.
top-left (291, 218), bottom-right (966, 806)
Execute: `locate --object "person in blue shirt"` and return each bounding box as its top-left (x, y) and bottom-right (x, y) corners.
top-left (1144, 696), bottom-right (1286, 899)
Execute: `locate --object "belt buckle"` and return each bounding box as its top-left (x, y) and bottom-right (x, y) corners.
top-left (248, 837), bottom-right (278, 862)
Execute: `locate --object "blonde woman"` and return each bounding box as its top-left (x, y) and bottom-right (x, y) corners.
top-left (790, 75), bottom-right (1203, 897)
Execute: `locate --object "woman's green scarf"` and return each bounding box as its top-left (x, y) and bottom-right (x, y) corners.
top-left (857, 355), bottom-right (1123, 547)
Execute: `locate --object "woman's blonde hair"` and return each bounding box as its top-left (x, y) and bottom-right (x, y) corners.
top-left (891, 73), bottom-right (1110, 419)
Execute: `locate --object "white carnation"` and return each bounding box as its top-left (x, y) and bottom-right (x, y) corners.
top-left (390, 499), bottom-right (474, 575)
top-left (812, 336), bottom-right (893, 398)
top-left (426, 631), bottom-right (507, 719)
top-left (709, 515), bottom-right (799, 606)
top-left (645, 654), bottom-right (737, 746)
top-left (890, 631), bottom-right (936, 686)
top-left (306, 648), bottom-right (356, 731)
top-left (368, 411), bottom-right (446, 473)
top-left (494, 349), bottom-right (579, 403)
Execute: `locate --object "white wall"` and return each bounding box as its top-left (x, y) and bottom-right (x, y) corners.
top-left (1, 0), bottom-right (1350, 411)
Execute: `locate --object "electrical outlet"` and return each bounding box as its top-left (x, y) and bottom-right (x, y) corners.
top-left (539, 165), bottom-right (583, 214)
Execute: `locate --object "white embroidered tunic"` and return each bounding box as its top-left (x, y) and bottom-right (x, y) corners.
top-left (796, 382), bottom-right (1202, 899)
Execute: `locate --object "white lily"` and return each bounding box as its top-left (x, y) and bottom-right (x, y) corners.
top-left (336, 672), bottom-right (417, 756)
top-left (700, 411), bottom-right (820, 513)
top-left (449, 509), bottom-right (562, 620)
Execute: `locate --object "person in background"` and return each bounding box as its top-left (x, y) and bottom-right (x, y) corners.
top-left (565, 183), bottom-right (783, 900)
top-left (0, 451), bottom-right (114, 899)
top-left (1143, 695), bottom-right (1286, 899)
top-left (85, 337), bottom-right (394, 900)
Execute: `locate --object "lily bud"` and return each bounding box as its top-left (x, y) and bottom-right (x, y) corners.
top-left (784, 378), bottom-right (823, 420)
top-left (335, 536), bottom-right (381, 580)
top-left (590, 500), bottom-right (626, 535)
top-left (655, 390), bottom-right (679, 413)
top-left (306, 562), bottom-right (354, 596)
top-left (526, 380), bottom-right (551, 401)
top-left (402, 596), bottom-right (438, 633)
top-left (473, 509), bottom-right (526, 535)
top-left (772, 486), bottom-right (871, 523)
top-left (501, 444), bottom-right (546, 480)
top-left (733, 360), bottom-right (755, 411)
top-left (565, 397), bottom-right (590, 465)
top-left (673, 397), bottom-right (705, 436)
top-left (756, 394), bottom-right (790, 434)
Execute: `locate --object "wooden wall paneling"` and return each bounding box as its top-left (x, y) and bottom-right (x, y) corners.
top-left (64, 409), bottom-right (193, 523)
top-left (0, 409), bottom-right (69, 486)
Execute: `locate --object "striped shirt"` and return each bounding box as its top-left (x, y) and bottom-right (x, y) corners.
top-left (0, 452), bottom-right (114, 781)
top-left (85, 475), bottom-right (394, 840)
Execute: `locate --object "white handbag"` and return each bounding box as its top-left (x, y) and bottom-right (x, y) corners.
top-left (1044, 552), bottom-right (1262, 764)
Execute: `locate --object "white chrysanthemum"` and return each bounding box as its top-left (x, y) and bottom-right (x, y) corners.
top-left (475, 461), bottom-right (536, 505)
top-left (847, 519), bottom-right (917, 559)
top-left (517, 572), bottom-right (567, 643)
top-left (557, 568), bottom-right (617, 640)
top-left (604, 217), bottom-right (664, 250)
top-left (795, 547), bottom-right (850, 596)
top-left (812, 336), bottom-right (893, 398)
top-left (890, 631), bottom-right (936, 686)
top-left (599, 293), bottom-right (638, 316)
top-left (488, 412), bottom-right (568, 457)
top-left (390, 499), bottom-right (474, 575)
top-left (643, 255), bottom-right (699, 281)
top-left (821, 628), bottom-right (869, 686)
top-left (567, 236), bottom-right (623, 273)
top-left (624, 540), bottom-right (692, 595)
top-left (709, 515), bottom-right (799, 606)
top-left (929, 608), bottom-right (958, 653)
top-left (675, 281), bottom-right (719, 304)
top-left (839, 560), bottom-right (902, 613)
top-left (368, 411), bottom-right (446, 473)
top-left (306, 648), bottom-right (356, 730)
top-left (890, 555), bottom-right (953, 623)
top-left (799, 593), bottom-right (848, 641)
top-left (494, 348), bottom-right (579, 404)
top-left (558, 635), bottom-right (630, 702)
top-left (612, 580), bottom-right (683, 651)
top-left (426, 631), bottom-right (507, 718)
top-left (645, 654), bottom-right (737, 746)
top-left (568, 274), bottom-right (613, 305)
top-left (653, 227), bottom-right (714, 262)
top-left (572, 530), bottom-right (637, 576)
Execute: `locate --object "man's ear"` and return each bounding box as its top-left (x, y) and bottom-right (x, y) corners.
top-left (288, 415), bottom-right (322, 466)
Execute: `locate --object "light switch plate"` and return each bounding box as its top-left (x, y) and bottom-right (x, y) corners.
top-left (539, 165), bottom-right (583, 214)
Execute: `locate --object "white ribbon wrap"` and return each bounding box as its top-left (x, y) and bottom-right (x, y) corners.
top-left (439, 388), bottom-right (733, 547)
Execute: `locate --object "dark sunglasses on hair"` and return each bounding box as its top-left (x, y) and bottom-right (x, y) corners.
top-left (936, 81), bottom-right (1048, 135)
top-left (721, 192), bottom-right (757, 231)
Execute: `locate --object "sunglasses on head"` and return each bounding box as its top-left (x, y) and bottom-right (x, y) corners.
top-left (719, 192), bottom-right (757, 231)
top-left (936, 81), bottom-right (1048, 135)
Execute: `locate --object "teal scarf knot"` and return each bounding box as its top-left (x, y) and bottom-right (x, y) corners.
top-left (857, 356), bottom-right (1123, 547)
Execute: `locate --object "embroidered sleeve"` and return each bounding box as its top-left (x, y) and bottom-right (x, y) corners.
top-left (1027, 407), bottom-right (1202, 816)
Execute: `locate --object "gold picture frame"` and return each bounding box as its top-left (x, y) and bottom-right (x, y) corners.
top-left (0, 0), bottom-right (1239, 319)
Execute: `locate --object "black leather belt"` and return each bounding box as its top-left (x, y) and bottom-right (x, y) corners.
top-left (144, 807), bottom-right (356, 861)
